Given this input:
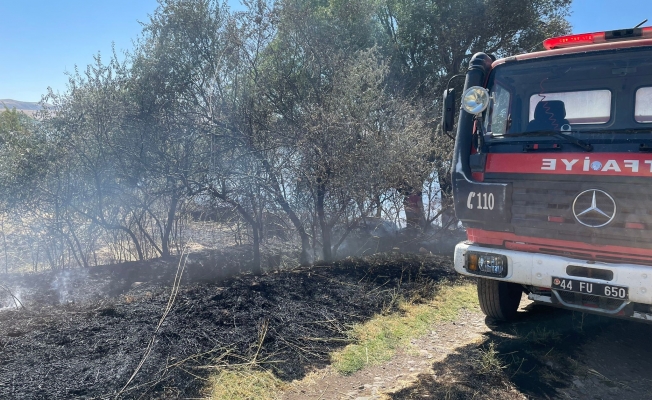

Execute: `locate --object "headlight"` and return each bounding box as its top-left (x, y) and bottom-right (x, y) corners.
top-left (466, 251), bottom-right (508, 277)
top-left (461, 86), bottom-right (490, 115)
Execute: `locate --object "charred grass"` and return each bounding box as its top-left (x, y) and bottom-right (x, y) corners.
top-left (0, 251), bottom-right (458, 399)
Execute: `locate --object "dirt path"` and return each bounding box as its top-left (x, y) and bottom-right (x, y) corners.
top-left (282, 298), bottom-right (652, 400)
top-left (558, 318), bottom-right (652, 399)
top-left (281, 308), bottom-right (495, 400)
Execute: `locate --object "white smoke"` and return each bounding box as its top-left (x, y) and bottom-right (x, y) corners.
top-left (0, 286), bottom-right (23, 310)
top-left (50, 269), bottom-right (90, 305)
top-left (51, 270), bottom-right (75, 304)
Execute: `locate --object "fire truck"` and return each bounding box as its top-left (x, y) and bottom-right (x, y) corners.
top-left (443, 26), bottom-right (652, 322)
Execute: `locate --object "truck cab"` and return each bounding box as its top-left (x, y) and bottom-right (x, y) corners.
top-left (445, 27), bottom-right (652, 322)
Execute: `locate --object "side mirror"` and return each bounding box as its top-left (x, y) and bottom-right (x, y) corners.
top-left (442, 88), bottom-right (455, 133)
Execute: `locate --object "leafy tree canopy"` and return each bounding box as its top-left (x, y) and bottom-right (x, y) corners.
top-left (380, 0), bottom-right (572, 97)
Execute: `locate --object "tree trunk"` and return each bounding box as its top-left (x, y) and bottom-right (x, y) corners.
top-left (1, 217), bottom-right (8, 274)
top-left (403, 191), bottom-right (425, 230)
top-left (260, 159), bottom-right (311, 265)
top-left (207, 186), bottom-right (262, 274)
top-left (161, 192), bottom-right (179, 257)
top-left (375, 195), bottom-right (382, 218)
top-left (122, 227), bottom-right (144, 261)
top-left (252, 223), bottom-right (261, 274)
top-left (66, 220), bottom-right (88, 268)
top-left (316, 183), bottom-right (332, 262)
top-left (275, 193), bottom-right (311, 265)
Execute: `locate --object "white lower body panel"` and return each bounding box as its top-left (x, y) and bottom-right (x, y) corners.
top-left (454, 241), bottom-right (652, 307)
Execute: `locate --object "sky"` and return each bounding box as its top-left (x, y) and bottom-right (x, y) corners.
top-left (1, 0), bottom-right (651, 102)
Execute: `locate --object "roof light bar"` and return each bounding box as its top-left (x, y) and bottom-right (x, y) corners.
top-left (543, 26), bottom-right (652, 50)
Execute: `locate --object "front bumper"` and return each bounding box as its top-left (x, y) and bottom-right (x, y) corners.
top-left (454, 241), bottom-right (652, 319)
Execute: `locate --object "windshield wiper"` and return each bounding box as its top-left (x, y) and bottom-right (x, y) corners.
top-left (497, 130), bottom-right (593, 152)
top-left (576, 128), bottom-right (652, 134)
top-left (571, 128), bottom-right (652, 151)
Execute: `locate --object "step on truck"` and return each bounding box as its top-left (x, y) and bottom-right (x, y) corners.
top-left (443, 26), bottom-right (652, 322)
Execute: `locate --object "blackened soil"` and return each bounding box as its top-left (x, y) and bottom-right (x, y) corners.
top-left (0, 252), bottom-right (456, 399)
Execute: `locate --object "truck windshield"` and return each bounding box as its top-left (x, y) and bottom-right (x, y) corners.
top-left (484, 48), bottom-right (652, 137)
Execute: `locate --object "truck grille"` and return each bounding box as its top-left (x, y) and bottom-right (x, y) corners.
top-left (486, 175), bottom-right (652, 250)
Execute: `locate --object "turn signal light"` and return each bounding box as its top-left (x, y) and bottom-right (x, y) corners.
top-left (468, 253), bottom-right (479, 271)
top-left (548, 216), bottom-right (565, 223)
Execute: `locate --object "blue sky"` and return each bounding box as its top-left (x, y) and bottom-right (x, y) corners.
top-left (1, 0), bottom-right (650, 102)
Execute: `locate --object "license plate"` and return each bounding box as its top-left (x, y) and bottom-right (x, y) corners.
top-left (551, 276), bottom-right (629, 300)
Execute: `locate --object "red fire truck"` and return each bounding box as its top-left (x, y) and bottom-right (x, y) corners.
top-left (443, 26), bottom-right (652, 322)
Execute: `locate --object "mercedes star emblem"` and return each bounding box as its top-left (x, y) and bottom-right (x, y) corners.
top-left (572, 189), bottom-right (616, 228)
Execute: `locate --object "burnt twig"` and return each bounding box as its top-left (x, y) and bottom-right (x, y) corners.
top-left (0, 283), bottom-right (25, 310)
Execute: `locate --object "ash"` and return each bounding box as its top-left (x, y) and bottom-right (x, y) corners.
top-left (0, 250), bottom-right (455, 399)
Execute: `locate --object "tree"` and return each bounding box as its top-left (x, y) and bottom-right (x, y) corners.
top-left (0, 107), bottom-right (48, 272)
top-left (132, 0), bottom-right (275, 272)
top-left (380, 0), bottom-right (571, 97)
top-left (254, 0), bottom-right (436, 261)
top-left (42, 55), bottom-right (155, 264)
top-left (0, 107), bottom-right (45, 207)
top-left (0, 0), bottom-right (574, 273)
top-left (379, 0), bottom-right (571, 227)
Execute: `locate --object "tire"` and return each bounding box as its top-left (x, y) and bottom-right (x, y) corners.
top-left (477, 278), bottom-right (523, 321)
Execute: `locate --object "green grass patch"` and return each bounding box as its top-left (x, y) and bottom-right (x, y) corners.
top-left (331, 281), bottom-right (479, 375)
top-left (205, 367), bottom-right (285, 400)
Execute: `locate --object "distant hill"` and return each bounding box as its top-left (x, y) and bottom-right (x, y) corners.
top-left (0, 99), bottom-right (45, 117)
top-left (0, 99), bottom-right (42, 111)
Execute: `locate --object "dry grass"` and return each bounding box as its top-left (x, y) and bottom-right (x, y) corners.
top-left (476, 342), bottom-right (506, 375)
top-left (203, 280), bottom-right (479, 398)
top-left (331, 281), bottom-right (479, 374)
top-left (0, 218), bottom-right (238, 273)
top-left (205, 367), bottom-right (285, 400)
top-left (524, 326), bottom-right (562, 345)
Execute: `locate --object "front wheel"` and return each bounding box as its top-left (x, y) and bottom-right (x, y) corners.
top-left (477, 278), bottom-right (522, 321)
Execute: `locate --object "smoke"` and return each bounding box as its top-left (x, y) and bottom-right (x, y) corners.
top-left (51, 269), bottom-right (87, 305)
top-left (0, 285), bottom-right (23, 310)
top-left (336, 218), bottom-right (399, 258)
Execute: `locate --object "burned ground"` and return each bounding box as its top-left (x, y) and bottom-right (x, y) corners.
top-left (3, 248), bottom-right (652, 400)
top-left (0, 251), bottom-right (457, 399)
